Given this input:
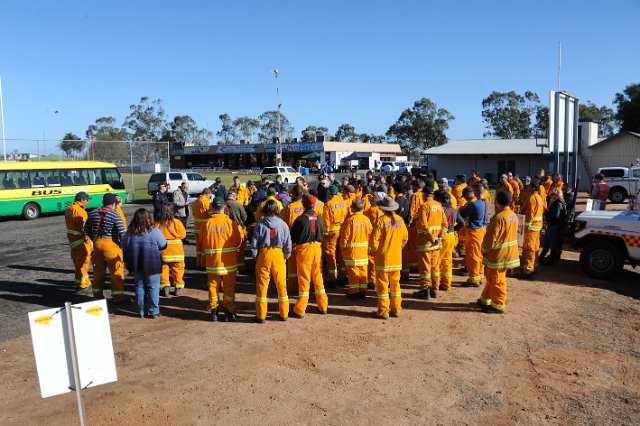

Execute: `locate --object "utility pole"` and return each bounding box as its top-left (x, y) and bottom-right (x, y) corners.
top-left (273, 68), bottom-right (282, 166)
top-left (0, 76), bottom-right (6, 161)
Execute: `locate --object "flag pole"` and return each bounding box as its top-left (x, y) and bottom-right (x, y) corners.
top-left (1, 76), bottom-right (7, 162)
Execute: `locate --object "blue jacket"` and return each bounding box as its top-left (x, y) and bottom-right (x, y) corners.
top-left (122, 228), bottom-right (167, 275)
top-left (460, 199), bottom-right (489, 230)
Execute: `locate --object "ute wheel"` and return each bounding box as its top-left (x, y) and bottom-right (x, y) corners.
top-left (608, 188), bottom-right (626, 204)
top-left (579, 240), bottom-right (624, 279)
top-left (22, 202), bottom-right (40, 220)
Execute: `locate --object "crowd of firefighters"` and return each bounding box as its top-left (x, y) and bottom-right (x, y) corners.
top-left (63, 167), bottom-right (609, 322)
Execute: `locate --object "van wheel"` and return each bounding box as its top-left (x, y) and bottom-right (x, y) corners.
top-left (23, 203), bottom-right (40, 220)
top-left (579, 240), bottom-right (624, 279)
top-left (608, 188), bottom-right (626, 204)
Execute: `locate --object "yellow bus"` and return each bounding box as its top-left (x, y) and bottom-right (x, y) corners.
top-left (0, 161), bottom-right (127, 220)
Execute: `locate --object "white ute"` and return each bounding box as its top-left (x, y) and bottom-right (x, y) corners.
top-left (574, 209), bottom-right (640, 278)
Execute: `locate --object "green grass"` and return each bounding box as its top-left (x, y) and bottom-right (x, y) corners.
top-left (124, 172), bottom-right (262, 202)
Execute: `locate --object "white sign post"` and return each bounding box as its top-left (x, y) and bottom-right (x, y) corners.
top-left (28, 299), bottom-right (118, 425)
top-left (517, 214), bottom-right (526, 248)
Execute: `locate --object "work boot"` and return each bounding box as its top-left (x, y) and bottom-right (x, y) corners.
top-left (255, 317), bottom-right (265, 324)
top-left (413, 288), bottom-right (431, 299)
top-left (429, 288), bottom-right (439, 299)
top-left (389, 311), bottom-right (400, 318)
top-left (209, 311), bottom-right (218, 322)
top-left (371, 311), bottom-right (389, 320)
top-left (358, 291), bottom-right (367, 299)
top-left (162, 286), bottom-right (171, 297)
top-left (222, 307), bottom-right (237, 322)
top-left (482, 305), bottom-right (505, 315)
top-left (175, 287), bottom-right (183, 296)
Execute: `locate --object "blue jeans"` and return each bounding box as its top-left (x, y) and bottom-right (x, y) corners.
top-left (134, 272), bottom-right (161, 316)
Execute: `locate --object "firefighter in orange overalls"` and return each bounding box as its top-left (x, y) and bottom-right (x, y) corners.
top-left (477, 191), bottom-right (520, 314)
top-left (201, 198), bottom-right (242, 322)
top-left (365, 191), bottom-right (384, 286)
top-left (414, 182), bottom-right (448, 299)
top-left (290, 195), bottom-right (328, 317)
top-left (283, 185), bottom-right (305, 291)
top-left (369, 195), bottom-right (408, 319)
top-left (438, 192), bottom-right (464, 291)
top-left (506, 172), bottom-right (520, 210)
top-left (251, 199), bottom-right (292, 323)
top-left (518, 180), bottom-right (544, 278)
top-left (65, 191), bottom-right (92, 290)
top-left (403, 180), bottom-right (425, 278)
top-left (155, 203), bottom-right (187, 296)
top-left (192, 188), bottom-right (214, 269)
top-left (459, 185), bottom-right (490, 287)
top-left (339, 198), bottom-right (372, 299)
top-left (323, 185), bottom-right (348, 285)
top-left (84, 193), bottom-right (126, 301)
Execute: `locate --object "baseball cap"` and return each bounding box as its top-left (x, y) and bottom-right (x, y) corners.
top-left (212, 198), bottom-right (225, 209)
top-left (75, 191), bottom-right (90, 201)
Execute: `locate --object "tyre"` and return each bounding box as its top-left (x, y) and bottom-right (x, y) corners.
top-left (579, 240), bottom-right (624, 279)
top-left (22, 202), bottom-right (40, 220)
top-left (608, 187), bottom-right (626, 203)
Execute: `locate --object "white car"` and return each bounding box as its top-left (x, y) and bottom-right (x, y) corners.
top-left (380, 162), bottom-right (412, 174)
top-left (260, 166), bottom-right (301, 183)
top-left (147, 171), bottom-right (215, 197)
top-left (597, 166), bottom-right (640, 203)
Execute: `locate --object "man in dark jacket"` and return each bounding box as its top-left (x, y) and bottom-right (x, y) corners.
top-left (153, 182), bottom-right (171, 220)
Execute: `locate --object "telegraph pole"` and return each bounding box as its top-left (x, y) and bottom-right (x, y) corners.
top-left (273, 68), bottom-right (282, 166)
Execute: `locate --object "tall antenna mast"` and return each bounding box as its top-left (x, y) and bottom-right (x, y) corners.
top-left (557, 42), bottom-right (562, 91)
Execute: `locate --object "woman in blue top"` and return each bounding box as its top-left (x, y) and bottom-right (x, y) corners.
top-left (122, 208), bottom-right (167, 318)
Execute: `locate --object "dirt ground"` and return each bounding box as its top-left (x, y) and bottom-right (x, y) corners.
top-left (0, 201), bottom-right (639, 425)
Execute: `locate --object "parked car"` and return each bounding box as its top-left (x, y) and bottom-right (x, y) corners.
top-left (597, 166), bottom-right (640, 203)
top-left (573, 209), bottom-right (640, 278)
top-left (380, 162), bottom-right (412, 175)
top-left (147, 171), bottom-right (216, 198)
top-left (260, 166), bottom-right (301, 183)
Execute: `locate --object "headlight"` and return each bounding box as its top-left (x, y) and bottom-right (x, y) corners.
top-left (574, 220), bottom-right (586, 231)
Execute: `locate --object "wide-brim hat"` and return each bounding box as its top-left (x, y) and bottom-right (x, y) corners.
top-left (377, 195), bottom-right (399, 211)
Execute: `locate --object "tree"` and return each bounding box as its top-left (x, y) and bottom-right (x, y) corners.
top-left (614, 83), bottom-right (640, 132)
top-left (579, 101), bottom-right (617, 136)
top-left (123, 97), bottom-right (169, 163)
top-left (534, 105), bottom-right (549, 138)
top-left (301, 125), bottom-right (318, 142)
top-left (232, 116), bottom-right (260, 144)
top-left (59, 132), bottom-right (85, 158)
top-left (217, 114), bottom-right (236, 144)
top-left (481, 90), bottom-right (541, 138)
top-left (386, 97), bottom-right (454, 161)
top-left (86, 117), bottom-right (129, 163)
top-left (334, 123), bottom-right (357, 142)
top-left (163, 115), bottom-right (211, 146)
top-left (301, 125), bottom-right (329, 142)
top-left (258, 110), bottom-right (294, 143)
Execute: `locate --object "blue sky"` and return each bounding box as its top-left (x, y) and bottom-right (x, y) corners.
top-left (1, 0), bottom-right (639, 154)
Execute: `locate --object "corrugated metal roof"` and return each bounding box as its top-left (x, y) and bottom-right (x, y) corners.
top-left (423, 138), bottom-right (551, 155)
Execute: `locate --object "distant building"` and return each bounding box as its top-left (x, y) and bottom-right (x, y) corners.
top-left (170, 141), bottom-right (402, 170)
top-left (423, 121), bottom-right (640, 190)
top-left (7, 152), bottom-right (44, 161)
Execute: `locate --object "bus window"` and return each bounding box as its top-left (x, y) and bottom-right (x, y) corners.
top-left (60, 170), bottom-right (75, 186)
top-left (29, 171), bottom-right (46, 187)
top-left (92, 169), bottom-right (103, 184)
top-left (103, 168), bottom-right (124, 189)
top-left (72, 170), bottom-right (89, 186)
top-left (45, 170), bottom-right (61, 186)
top-left (1, 171), bottom-right (20, 189)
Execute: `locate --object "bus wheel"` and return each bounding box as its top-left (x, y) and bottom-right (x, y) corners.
top-left (23, 203), bottom-right (40, 220)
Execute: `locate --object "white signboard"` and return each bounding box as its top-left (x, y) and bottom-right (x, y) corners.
top-left (29, 299), bottom-right (117, 398)
top-left (517, 214), bottom-right (526, 248)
